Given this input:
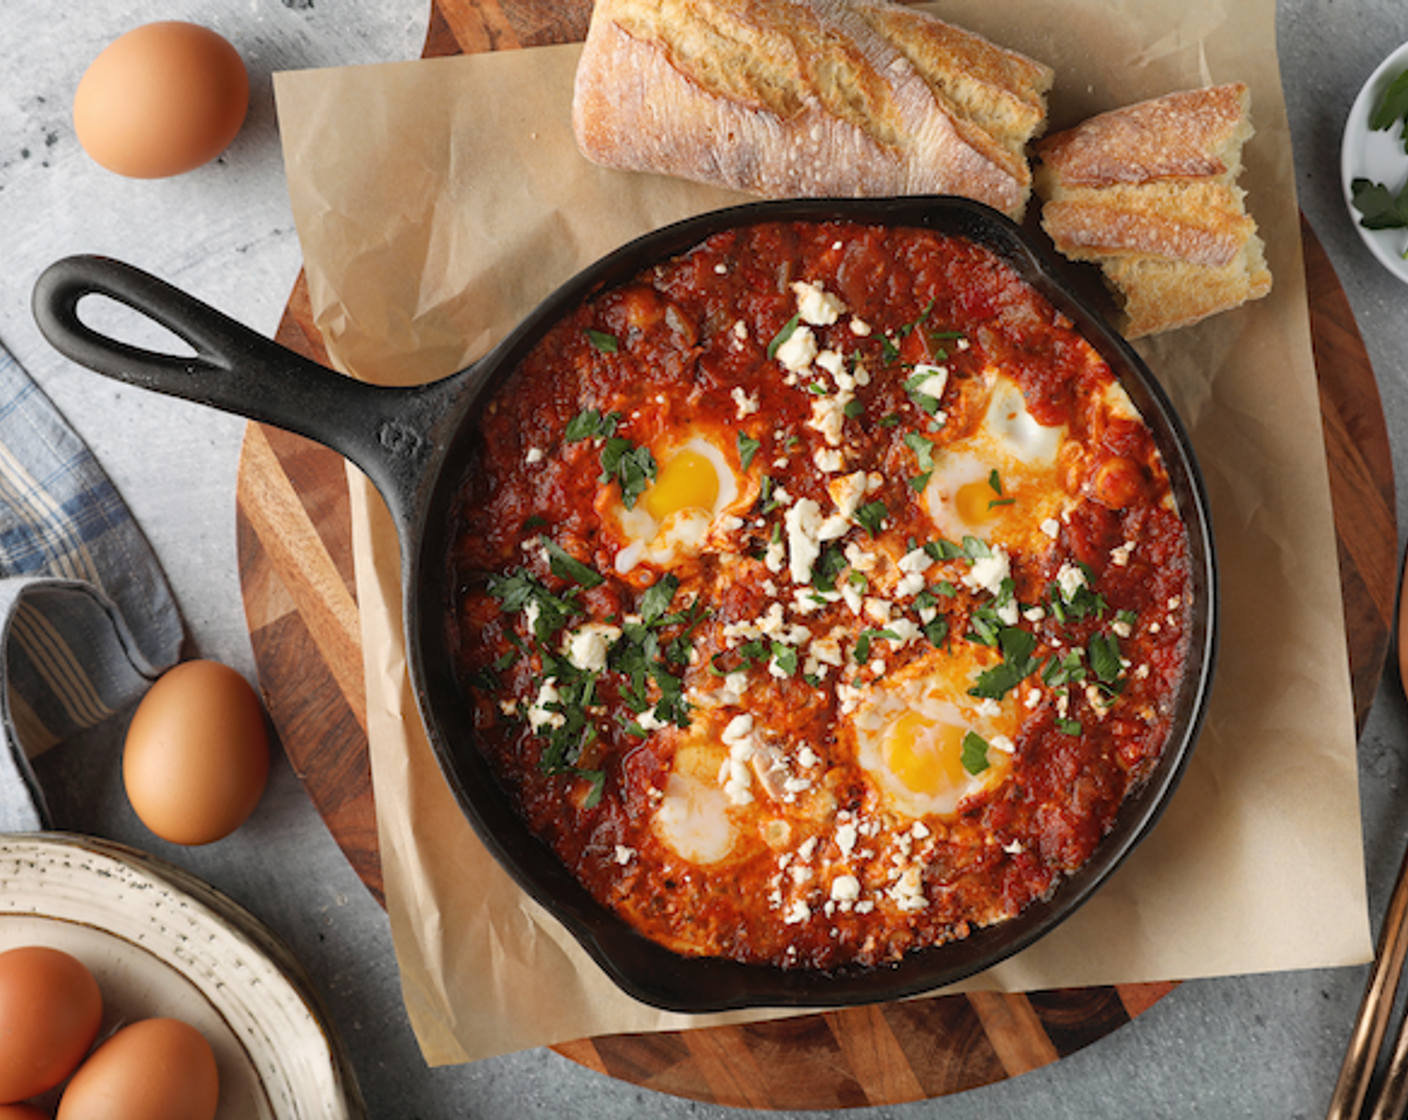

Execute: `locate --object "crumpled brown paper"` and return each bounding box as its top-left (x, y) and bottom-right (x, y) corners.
top-left (273, 0), bottom-right (1372, 1066)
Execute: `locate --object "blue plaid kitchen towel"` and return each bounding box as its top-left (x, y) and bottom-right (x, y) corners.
top-left (0, 342), bottom-right (183, 829)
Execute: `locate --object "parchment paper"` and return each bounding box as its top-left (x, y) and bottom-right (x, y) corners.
top-left (273, 0), bottom-right (1373, 1066)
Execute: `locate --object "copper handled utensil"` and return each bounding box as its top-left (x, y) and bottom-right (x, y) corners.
top-left (1327, 561), bottom-right (1408, 1120)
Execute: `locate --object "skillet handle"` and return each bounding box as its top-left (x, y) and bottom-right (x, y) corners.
top-left (31, 254), bottom-right (466, 532)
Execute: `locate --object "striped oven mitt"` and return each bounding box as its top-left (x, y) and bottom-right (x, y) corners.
top-left (0, 342), bottom-right (183, 830)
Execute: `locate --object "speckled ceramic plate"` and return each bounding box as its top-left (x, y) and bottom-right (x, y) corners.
top-left (1342, 39), bottom-right (1408, 281)
top-left (0, 833), bottom-right (365, 1119)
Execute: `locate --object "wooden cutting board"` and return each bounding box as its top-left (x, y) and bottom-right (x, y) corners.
top-left (235, 1), bottom-right (1397, 1108)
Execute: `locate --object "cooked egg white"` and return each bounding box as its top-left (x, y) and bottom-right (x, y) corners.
top-left (923, 374), bottom-right (1068, 547)
top-left (851, 652), bottom-right (1018, 819)
top-left (604, 431), bottom-right (749, 574)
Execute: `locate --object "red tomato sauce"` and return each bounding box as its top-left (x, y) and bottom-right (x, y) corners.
top-left (445, 220), bottom-right (1193, 969)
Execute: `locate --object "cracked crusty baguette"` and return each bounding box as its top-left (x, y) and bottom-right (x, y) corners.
top-left (571, 0), bottom-right (1054, 220)
top-left (1034, 83), bottom-right (1272, 338)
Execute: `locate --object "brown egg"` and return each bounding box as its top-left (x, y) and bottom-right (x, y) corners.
top-left (73, 21), bottom-right (249, 179)
top-left (123, 660), bottom-right (270, 845)
top-left (0, 1104), bottom-right (51, 1120)
top-left (0, 947), bottom-right (102, 1103)
top-left (57, 1019), bottom-right (217, 1120)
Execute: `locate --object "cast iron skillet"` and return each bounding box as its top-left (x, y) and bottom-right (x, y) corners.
top-left (33, 196), bottom-right (1218, 1013)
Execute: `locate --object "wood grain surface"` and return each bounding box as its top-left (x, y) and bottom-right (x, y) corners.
top-left (234, 0), bottom-right (1398, 1108)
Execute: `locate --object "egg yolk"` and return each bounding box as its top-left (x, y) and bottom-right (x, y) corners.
top-left (953, 474), bottom-right (1007, 528)
top-left (883, 710), bottom-right (971, 797)
top-left (644, 447), bottom-right (719, 521)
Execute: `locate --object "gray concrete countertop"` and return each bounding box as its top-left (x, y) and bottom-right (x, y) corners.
top-left (4, 2), bottom-right (1408, 1116)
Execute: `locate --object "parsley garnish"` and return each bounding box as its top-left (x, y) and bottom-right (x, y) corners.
top-left (902, 368), bottom-right (945, 416)
top-left (969, 626), bottom-right (1039, 700)
top-left (542, 539), bottom-right (604, 589)
top-left (565, 407), bottom-right (621, 443)
top-left (853, 627), bottom-right (900, 664)
top-left (585, 328), bottom-right (619, 353)
top-left (767, 312), bottom-right (802, 360)
top-left (738, 433), bottom-right (762, 471)
top-left (811, 544), bottom-right (848, 592)
top-left (599, 436), bottom-right (657, 509)
top-left (905, 432), bottom-right (935, 490)
top-left (855, 500), bottom-right (888, 538)
top-left (960, 731), bottom-right (990, 775)
top-left (1088, 631), bottom-right (1124, 687)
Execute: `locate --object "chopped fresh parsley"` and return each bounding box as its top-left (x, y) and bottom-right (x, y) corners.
top-left (542, 539), bottom-right (604, 589)
top-left (599, 436), bottom-right (657, 510)
top-left (969, 626), bottom-right (1039, 700)
top-left (960, 731), bottom-right (990, 775)
top-left (757, 475), bottom-right (782, 515)
top-left (565, 407), bottom-right (621, 443)
top-left (852, 627), bottom-right (900, 664)
top-left (811, 544), bottom-right (848, 592)
top-left (1087, 631), bottom-right (1124, 688)
top-left (486, 569), bottom-right (578, 643)
top-left (905, 432), bottom-right (936, 490)
top-left (638, 572), bottom-right (680, 626)
top-left (902, 368), bottom-right (945, 416)
top-left (767, 312), bottom-right (802, 360)
top-left (585, 328), bottom-right (619, 354)
top-left (738, 433), bottom-right (762, 471)
top-left (855, 500), bottom-right (888, 538)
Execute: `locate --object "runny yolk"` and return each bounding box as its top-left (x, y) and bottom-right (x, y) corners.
top-left (644, 447), bottom-right (720, 521)
top-left (954, 475), bottom-right (1005, 528)
top-left (883, 711), bottom-right (968, 796)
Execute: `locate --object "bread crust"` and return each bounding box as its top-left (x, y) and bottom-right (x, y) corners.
top-left (1034, 83), bottom-right (1272, 338)
top-left (572, 0), bottom-right (1054, 219)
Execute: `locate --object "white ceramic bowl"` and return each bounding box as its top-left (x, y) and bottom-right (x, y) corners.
top-left (0, 833), bottom-right (365, 1118)
top-left (1342, 40), bottom-right (1408, 282)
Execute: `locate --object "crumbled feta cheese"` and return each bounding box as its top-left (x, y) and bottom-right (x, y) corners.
top-left (783, 900), bottom-right (811, 925)
top-left (564, 622), bottom-right (622, 673)
top-left (776, 324), bottom-right (818, 372)
top-left (910, 363), bottom-right (948, 400)
top-left (792, 280), bottom-right (845, 325)
top-left (731, 386), bottom-right (760, 418)
top-left (898, 548), bottom-right (933, 575)
top-left (830, 875), bottom-right (861, 903)
top-left (889, 866), bottom-right (926, 912)
top-left (963, 546), bottom-right (1011, 597)
top-left (836, 821), bottom-right (858, 857)
top-left (528, 680), bottom-right (565, 732)
top-left (525, 447), bottom-right (545, 464)
top-left (785, 498), bottom-right (825, 584)
top-left (722, 713), bottom-right (755, 745)
top-left (814, 447), bottom-right (845, 473)
top-left (1056, 562), bottom-right (1087, 599)
top-left (815, 349), bottom-right (845, 378)
top-left (894, 571), bottom-right (926, 599)
top-left (808, 390), bottom-right (854, 446)
top-left (1040, 518), bottom-right (1061, 540)
top-left (614, 845), bottom-right (635, 865)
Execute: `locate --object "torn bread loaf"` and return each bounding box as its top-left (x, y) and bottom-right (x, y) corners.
top-left (1034, 83), bottom-right (1272, 338)
top-left (572, 0), bottom-right (1055, 220)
